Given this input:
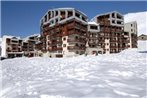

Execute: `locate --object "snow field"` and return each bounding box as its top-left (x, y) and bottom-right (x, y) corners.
top-left (0, 49), bottom-right (147, 98)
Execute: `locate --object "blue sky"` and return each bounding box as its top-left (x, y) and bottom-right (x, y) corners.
top-left (1, 1), bottom-right (147, 38)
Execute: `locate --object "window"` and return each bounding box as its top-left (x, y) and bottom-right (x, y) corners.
top-left (63, 37), bottom-right (66, 41)
top-left (55, 18), bottom-right (58, 23)
top-left (117, 21), bottom-right (121, 24)
top-left (75, 43), bottom-right (79, 46)
top-left (131, 24), bottom-right (133, 27)
top-left (131, 29), bottom-right (133, 32)
top-left (55, 11), bottom-right (58, 16)
top-left (61, 11), bottom-right (65, 15)
top-left (117, 14), bottom-right (122, 19)
top-left (90, 26), bottom-right (98, 30)
top-left (82, 17), bottom-right (86, 22)
top-left (44, 15), bottom-right (47, 22)
top-left (68, 11), bottom-right (73, 17)
top-left (50, 20), bottom-right (54, 25)
top-left (63, 44), bottom-right (66, 47)
top-left (60, 11), bottom-right (65, 20)
top-left (75, 13), bottom-right (80, 18)
top-left (112, 20), bottom-right (115, 23)
top-left (52, 11), bottom-right (54, 17)
top-left (75, 36), bottom-right (78, 39)
top-left (48, 12), bottom-right (51, 19)
top-left (112, 13), bottom-right (115, 18)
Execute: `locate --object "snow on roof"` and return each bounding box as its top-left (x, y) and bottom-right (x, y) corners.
top-left (26, 34), bottom-right (40, 38)
top-left (40, 7), bottom-right (87, 21)
top-left (23, 34), bottom-right (40, 40)
top-left (90, 11), bottom-right (123, 22)
top-left (125, 21), bottom-right (137, 24)
top-left (88, 22), bottom-right (99, 25)
top-left (2, 35), bottom-right (21, 39)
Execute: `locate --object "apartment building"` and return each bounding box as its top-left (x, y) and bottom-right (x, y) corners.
top-left (86, 22), bottom-right (103, 55)
top-left (1, 35), bottom-right (23, 58)
top-left (40, 8), bottom-right (88, 57)
top-left (1, 34), bottom-right (41, 58)
top-left (91, 11), bottom-right (129, 54)
top-left (124, 21), bottom-right (138, 48)
top-left (23, 34), bottom-right (41, 57)
top-left (1, 9), bottom-right (138, 58)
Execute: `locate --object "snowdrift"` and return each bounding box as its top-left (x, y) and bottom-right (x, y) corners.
top-left (138, 41), bottom-right (147, 52)
top-left (0, 49), bottom-right (147, 98)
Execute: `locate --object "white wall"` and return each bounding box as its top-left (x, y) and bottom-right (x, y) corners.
top-left (124, 21), bottom-right (137, 35)
top-left (105, 39), bottom-right (110, 54)
top-left (62, 36), bottom-right (77, 57)
top-left (1, 37), bottom-right (7, 57)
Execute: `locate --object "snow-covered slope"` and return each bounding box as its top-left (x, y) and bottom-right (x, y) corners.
top-left (138, 40), bottom-right (147, 52)
top-left (1, 48), bottom-right (146, 98)
top-left (124, 11), bottom-right (147, 36)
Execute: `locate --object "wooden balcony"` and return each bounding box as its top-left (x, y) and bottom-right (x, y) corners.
top-left (54, 28), bottom-right (61, 33)
top-left (67, 38), bottom-right (86, 43)
top-left (48, 47), bottom-right (63, 51)
top-left (67, 23), bottom-right (75, 29)
top-left (68, 30), bottom-right (86, 37)
top-left (110, 46), bottom-right (118, 48)
top-left (56, 33), bottom-right (63, 37)
top-left (43, 23), bottom-right (50, 28)
top-left (67, 46), bottom-right (85, 50)
top-left (6, 48), bottom-right (11, 52)
top-left (122, 40), bottom-right (130, 43)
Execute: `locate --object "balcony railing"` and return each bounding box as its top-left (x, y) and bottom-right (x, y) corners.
top-left (67, 23), bottom-right (75, 28)
top-left (68, 30), bottom-right (86, 37)
top-left (48, 47), bottom-right (63, 51)
top-left (67, 46), bottom-right (85, 50)
top-left (67, 38), bottom-right (86, 43)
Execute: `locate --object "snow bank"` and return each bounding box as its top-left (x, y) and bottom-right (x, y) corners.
top-left (0, 49), bottom-right (147, 98)
top-left (138, 40), bottom-right (147, 52)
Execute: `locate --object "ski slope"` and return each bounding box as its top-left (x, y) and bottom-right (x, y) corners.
top-left (0, 48), bottom-right (147, 98)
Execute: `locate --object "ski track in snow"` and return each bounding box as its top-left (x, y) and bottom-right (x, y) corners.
top-left (0, 49), bottom-right (147, 98)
